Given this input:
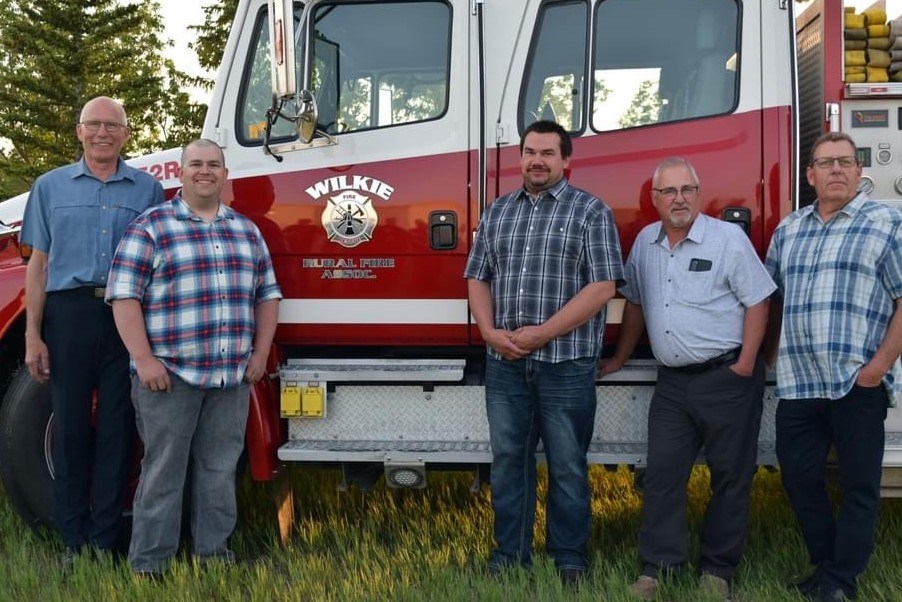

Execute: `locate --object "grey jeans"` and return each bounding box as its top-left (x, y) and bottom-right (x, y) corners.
top-left (128, 373), bottom-right (249, 573)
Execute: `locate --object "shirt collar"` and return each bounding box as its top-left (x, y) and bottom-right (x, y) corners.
top-left (518, 177), bottom-right (569, 202)
top-left (72, 157), bottom-right (134, 182)
top-left (806, 191), bottom-right (868, 222)
top-left (652, 213), bottom-right (708, 247)
top-left (172, 195), bottom-right (233, 222)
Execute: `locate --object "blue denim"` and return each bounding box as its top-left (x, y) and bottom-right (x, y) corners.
top-left (485, 355), bottom-right (598, 571)
top-left (128, 374), bottom-right (249, 573)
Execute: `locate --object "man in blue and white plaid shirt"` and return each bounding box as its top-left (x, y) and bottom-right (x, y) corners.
top-left (465, 120), bottom-right (623, 585)
top-left (766, 131), bottom-right (902, 602)
top-left (107, 139), bottom-right (282, 577)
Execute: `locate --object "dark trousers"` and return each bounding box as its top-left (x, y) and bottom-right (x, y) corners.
top-left (776, 385), bottom-right (887, 596)
top-left (44, 290), bottom-right (134, 550)
top-left (639, 358), bottom-right (764, 581)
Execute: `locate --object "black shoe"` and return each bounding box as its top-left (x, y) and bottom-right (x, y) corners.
top-left (787, 567), bottom-right (821, 596)
top-left (486, 562), bottom-right (505, 579)
top-left (808, 585), bottom-right (851, 602)
top-left (558, 568), bottom-right (587, 588)
top-left (61, 547), bottom-right (79, 573)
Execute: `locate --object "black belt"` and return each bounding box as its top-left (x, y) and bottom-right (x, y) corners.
top-left (667, 348), bottom-right (740, 375)
top-left (53, 286), bottom-right (107, 298)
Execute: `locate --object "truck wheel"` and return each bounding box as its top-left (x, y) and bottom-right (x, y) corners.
top-left (0, 367), bottom-right (54, 530)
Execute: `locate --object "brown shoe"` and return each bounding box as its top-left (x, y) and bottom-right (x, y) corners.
top-left (699, 573), bottom-right (731, 600)
top-left (628, 575), bottom-right (659, 600)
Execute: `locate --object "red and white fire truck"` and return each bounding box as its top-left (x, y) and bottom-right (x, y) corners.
top-left (1, 0), bottom-right (901, 536)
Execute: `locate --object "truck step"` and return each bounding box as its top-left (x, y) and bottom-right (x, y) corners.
top-left (277, 439), bottom-right (780, 466)
top-left (281, 358), bottom-right (465, 382)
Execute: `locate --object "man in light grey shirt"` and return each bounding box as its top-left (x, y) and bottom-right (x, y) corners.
top-left (601, 157), bottom-right (775, 601)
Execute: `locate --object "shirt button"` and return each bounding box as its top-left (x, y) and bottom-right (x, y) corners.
top-left (101, 205), bottom-right (107, 210)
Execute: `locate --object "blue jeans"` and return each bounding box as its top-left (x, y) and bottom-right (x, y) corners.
top-left (485, 355), bottom-right (598, 571)
top-left (128, 374), bottom-right (249, 573)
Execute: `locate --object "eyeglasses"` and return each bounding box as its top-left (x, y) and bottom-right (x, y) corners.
top-left (79, 120), bottom-right (127, 133)
top-left (810, 156), bottom-right (857, 169)
top-left (652, 185), bottom-right (699, 201)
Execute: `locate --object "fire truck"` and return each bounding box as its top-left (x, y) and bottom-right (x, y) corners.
top-left (1, 0), bottom-right (902, 538)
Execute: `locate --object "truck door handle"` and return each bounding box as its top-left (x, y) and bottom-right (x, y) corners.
top-left (429, 211), bottom-right (457, 250)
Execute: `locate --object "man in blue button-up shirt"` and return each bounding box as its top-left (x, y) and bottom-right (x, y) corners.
top-left (20, 96), bottom-right (163, 566)
top-left (766, 132), bottom-right (902, 601)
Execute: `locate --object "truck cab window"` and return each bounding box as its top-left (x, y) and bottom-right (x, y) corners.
top-left (309, 1), bottom-right (451, 135)
top-left (519, 1), bottom-right (588, 134)
top-left (592, 0), bottom-right (739, 131)
top-left (237, 4), bottom-right (304, 145)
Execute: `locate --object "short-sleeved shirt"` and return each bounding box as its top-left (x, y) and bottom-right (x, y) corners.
top-left (463, 178), bottom-right (624, 363)
top-left (619, 214), bottom-right (776, 367)
top-left (20, 157), bottom-right (164, 291)
top-left (765, 193), bottom-right (902, 403)
top-left (106, 197), bottom-right (283, 389)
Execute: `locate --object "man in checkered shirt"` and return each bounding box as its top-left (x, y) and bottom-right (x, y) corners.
top-left (766, 131), bottom-right (902, 602)
top-left (464, 120), bottom-right (623, 585)
top-left (106, 139), bottom-right (282, 577)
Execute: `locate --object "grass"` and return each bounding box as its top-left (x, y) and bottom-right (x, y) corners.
top-left (1, 466), bottom-right (901, 601)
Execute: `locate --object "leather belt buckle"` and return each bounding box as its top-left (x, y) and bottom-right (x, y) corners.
top-left (93, 287), bottom-right (106, 298)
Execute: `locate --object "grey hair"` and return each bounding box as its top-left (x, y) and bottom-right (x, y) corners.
top-left (652, 157), bottom-right (700, 188)
top-left (79, 96), bottom-right (128, 126)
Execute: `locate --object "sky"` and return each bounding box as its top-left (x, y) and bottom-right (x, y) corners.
top-left (157, 0), bottom-right (210, 80)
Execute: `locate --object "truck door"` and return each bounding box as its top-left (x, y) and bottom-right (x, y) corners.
top-left (218, 0), bottom-right (471, 347)
top-left (485, 0), bottom-right (789, 261)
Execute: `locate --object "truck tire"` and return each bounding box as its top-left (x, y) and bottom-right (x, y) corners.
top-left (0, 367), bottom-right (54, 530)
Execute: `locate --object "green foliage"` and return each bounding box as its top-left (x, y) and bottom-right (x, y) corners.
top-left (0, 0), bottom-right (204, 197)
top-left (618, 79), bottom-right (662, 129)
top-left (2, 467), bottom-right (902, 600)
top-left (191, 0), bottom-right (240, 84)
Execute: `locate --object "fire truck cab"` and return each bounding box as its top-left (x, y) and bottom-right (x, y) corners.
top-left (1, 0), bottom-right (902, 533)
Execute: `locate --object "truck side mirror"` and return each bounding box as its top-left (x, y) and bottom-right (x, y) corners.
top-left (296, 90), bottom-right (317, 143)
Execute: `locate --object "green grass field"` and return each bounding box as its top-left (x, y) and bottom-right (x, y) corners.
top-left (1, 467), bottom-right (901, 601)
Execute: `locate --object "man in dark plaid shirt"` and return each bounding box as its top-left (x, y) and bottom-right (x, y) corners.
top-left (464, 120), bottom-right (623, 585)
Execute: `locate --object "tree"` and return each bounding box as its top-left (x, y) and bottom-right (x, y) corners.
top-left (0, 0), bottom-right (202, 197)
top-left (618, 79), bottom-right (662, 129)
top-left (191, 0), bottom-right (240, 87)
